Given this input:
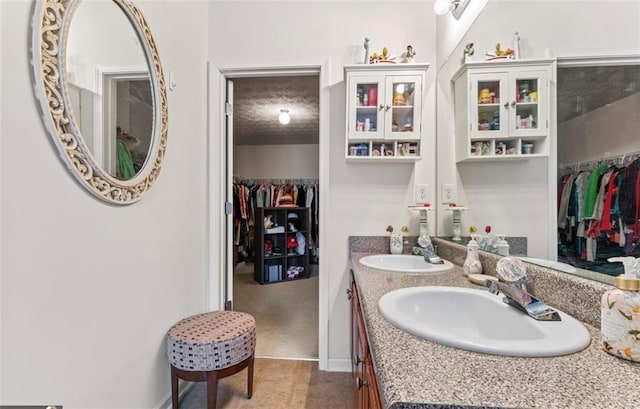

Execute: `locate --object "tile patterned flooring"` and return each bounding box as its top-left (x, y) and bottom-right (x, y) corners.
top-left (178, 358), bottom-right (354, 409)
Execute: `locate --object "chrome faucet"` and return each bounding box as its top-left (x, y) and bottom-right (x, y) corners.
top-left (410, 240), bottom-right (442, 264)
top-left (423, 249), bottom-right (443, 264)
top-left (485, 279), bottom-right (561, 321)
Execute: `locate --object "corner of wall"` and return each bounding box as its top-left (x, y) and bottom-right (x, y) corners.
top-left (0, 0), bottom-right (4, 398)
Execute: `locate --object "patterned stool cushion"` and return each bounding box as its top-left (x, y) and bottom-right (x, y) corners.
top-left (167, 311), bottom-right (256, 371)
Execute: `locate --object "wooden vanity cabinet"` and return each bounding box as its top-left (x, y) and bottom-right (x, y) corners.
top-left (349, 271), bottom-right (383, 409)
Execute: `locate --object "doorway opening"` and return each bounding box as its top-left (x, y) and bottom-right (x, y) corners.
top-left (555, 55), bottom-right (640, 277)
top-left (227, 73), bottom-right (320, 360)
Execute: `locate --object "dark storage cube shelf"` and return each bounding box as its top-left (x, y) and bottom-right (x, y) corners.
top-left (254, 207), bottom-right (311, 284)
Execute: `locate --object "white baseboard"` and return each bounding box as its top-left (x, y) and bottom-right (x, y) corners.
top-left (326, 358), bottom-right (351, 372)
top-left (155, 382), bottom-right (193, 409)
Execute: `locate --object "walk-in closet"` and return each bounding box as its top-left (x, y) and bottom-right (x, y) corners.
top-left (556, 63), bottom-right (640, 275)
top-left (230, 74), bottom-right (320, 360)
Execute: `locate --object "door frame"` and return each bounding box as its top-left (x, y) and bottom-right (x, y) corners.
top-left (207, 60), bottom-right (331, 369)
top-left (94, 66), bottom-right (149, 175)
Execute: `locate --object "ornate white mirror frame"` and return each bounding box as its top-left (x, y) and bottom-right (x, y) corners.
top-left (31, 0), bottom-right (168, 205)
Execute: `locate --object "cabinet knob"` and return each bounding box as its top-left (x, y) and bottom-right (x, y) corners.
top-left (379, 104), bottom-right (385, 110)
top-left (385, 105), bottom-right (391, 111)
top-left (356, 377), bottom-right (369, 389)
top-left (346, 288), bottom-right (353, 300)
top-left (504, 102), bottom-right (510, 108)
top-left (353, 355), bottom-right (363, 365)
top-left (511, 101), bottom-right (516, 107)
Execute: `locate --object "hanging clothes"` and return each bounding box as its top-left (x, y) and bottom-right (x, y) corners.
top-left (232, 178), bottom-right (320, 265)
top-left (558, 154), bottom-right (640, 275)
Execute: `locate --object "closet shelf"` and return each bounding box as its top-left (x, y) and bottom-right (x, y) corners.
top-left (255, 207), bottom-right (311, 284)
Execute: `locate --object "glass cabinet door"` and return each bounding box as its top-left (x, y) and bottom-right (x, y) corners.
top-left (384, 75), bottom-right (422, 140)
top-left (509, 71), bottom-right (548, 136)
top-left (348, 76), bottom-right (384, 140)
top-left (470, 72), bottom-right (508, 140)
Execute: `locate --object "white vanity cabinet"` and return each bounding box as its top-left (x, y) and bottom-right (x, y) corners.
top-left (453, 59), bottom-right (554, 162)
top-left (344, 63), bottom-right (429, 162)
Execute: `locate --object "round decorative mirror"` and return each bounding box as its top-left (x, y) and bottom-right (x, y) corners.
top-left (31, 0), bottom-right (168, 204)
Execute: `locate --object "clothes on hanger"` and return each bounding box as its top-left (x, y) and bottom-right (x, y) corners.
top-left (232, 178), bottom-right (319, 265)
top-left (557, 155), bottom-right (640, 275)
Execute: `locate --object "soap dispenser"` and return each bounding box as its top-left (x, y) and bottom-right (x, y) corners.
top-left (601, 256), bottom-right (640, 362)
top-left (463, 234), bottom-right (483, 276)
top-left (495, 234), bottom-right (510, 257)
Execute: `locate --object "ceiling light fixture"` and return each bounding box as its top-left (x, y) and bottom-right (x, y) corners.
top-left (279, 109), bottom-right (291, 125)
top-left (434, 0), bottom-right (471, 19)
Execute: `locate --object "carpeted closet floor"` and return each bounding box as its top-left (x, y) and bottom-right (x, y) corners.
top-left (233, 261), bottom-right (318, 360)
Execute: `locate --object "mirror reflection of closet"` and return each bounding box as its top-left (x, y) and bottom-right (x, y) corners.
top-left (557, 61), bottom-right (640, 275)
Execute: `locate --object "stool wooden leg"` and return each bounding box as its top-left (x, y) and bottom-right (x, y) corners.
top-left (206, 370), bottom-right (219, 409)
top-left (171, 366), bottom-right (179, 409)
top-left (247, 353), bottom-right (254, 399)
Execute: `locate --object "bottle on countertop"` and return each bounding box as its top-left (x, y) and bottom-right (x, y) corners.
top-left (463, 234), bottom-right (483, 276)
top-left (495, 234), bottom-right (510, 257)
top-left (601, 256), bottom-right (640, 362)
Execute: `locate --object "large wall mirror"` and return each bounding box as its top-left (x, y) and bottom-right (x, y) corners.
top-left (32, 0), bottom-right (168, 204)
top-left (436, 2), bottom-right (639, 287)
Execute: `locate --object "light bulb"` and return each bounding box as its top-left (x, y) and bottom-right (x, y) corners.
top-left (434, 0), bottom-right (455, 15)
top-left (279, 109), bottom-right (290, 125)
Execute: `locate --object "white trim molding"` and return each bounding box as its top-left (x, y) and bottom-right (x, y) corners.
top-left (551, 49), bottom-right (640, 67)
top-left (327, 358), bottom-right (351, 373)
top-left (207, 60), bottom-right (331, 370)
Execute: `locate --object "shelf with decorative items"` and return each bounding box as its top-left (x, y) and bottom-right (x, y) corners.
top-left (452, 58), bottom-right (554, 162)
top-left (344, 63), bottom-right (429, 162)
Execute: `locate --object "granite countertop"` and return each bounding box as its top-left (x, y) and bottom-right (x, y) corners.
top-left (349, 238), bottom-right (640, 409)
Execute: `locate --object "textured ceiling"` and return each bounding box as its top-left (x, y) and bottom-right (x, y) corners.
top-left (557, 65), bottom-right (640, 123)
top-left (233, 75), bottom-right (319, 145)
top-left (231, 67), bottom-right (639, 144)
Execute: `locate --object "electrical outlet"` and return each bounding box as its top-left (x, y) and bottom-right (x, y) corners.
top-left (414, 184), bottom-right (429, 204)
top-left (441, 184), bottom-right (456, 204)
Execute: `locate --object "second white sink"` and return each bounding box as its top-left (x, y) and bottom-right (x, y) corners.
top-left (378, 286), bottom-right (591, 357)
top-left (359, 254), bottom-right (454, 273)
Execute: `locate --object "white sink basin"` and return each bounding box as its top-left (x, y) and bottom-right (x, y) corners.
top-left (359, 254), bottom-right (454, 273)
top-left (378, 286), bottom-right (591, 357)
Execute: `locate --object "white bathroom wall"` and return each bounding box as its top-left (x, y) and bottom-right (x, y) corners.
top-left (209, 1), bottom-right (437, 369)
top-left (436, 0), bottom-right (640, 258)
top-left (66, 0), bottom-right (147, 91)
top-left (1, 1), bottom-right (210, 407)
top-left (435, 0), bottom-right (488, 70)
top-left (0, 0), bottom-right (3, 400)
top-left (234, 144), bottom-right (320, 179)
top-left (558, 92), bottom-right (640, 166)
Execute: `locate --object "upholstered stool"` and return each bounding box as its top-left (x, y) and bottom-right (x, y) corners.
top-left (167, 311), bottom-right (256, 409)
